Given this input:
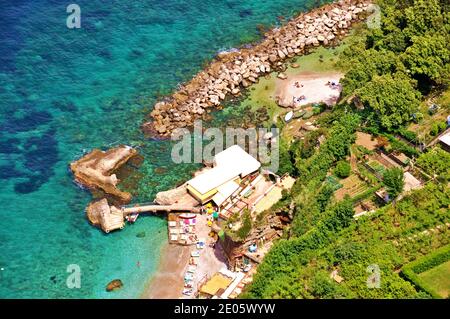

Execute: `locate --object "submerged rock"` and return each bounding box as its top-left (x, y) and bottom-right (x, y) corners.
top-left (136, 232), bottom-right (146, 238)
top-left (106, 279), bottom-right (123, 292)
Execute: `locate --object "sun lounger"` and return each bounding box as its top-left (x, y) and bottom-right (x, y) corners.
top-left (196, 238), bottom-right (206, 249)
top-left (182, 288), bottom-right (193, 296)
top-left (169, 228), bottom-right (179, 234)
top-left (187, 265), bottom-right (197, 273)
top-left (168, 221), bottom-right (177, 227)
top-left (191, 251), bottom-right (200, 257)
top-left (170, 235), bottom-right (178, 241)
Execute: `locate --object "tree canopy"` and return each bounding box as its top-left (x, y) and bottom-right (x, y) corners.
top-left (356, 74), bottom-right (421, 130)
top-left (383, 167), bottom-right (405, 199)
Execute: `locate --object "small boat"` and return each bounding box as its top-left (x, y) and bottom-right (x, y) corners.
top-left (125, 213), bottom-right (139, 223)
top-left (179, 213), bottom-right (196, 219)
top-left (284, 111), bottom-right (294, 122)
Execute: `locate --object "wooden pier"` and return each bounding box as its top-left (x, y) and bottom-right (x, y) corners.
top-left (87, 198), bottom-right (200, 233)
top-left (121, 204), bottom-right (200, 215)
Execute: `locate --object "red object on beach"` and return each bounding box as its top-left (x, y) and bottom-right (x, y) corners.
top-left (179, 213), bottom-right (196, 219)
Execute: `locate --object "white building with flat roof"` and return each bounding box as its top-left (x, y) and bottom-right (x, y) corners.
top-left (438, 130), bottom-right (450, 152)
top-left (187, 145), bottom-right (261, 204)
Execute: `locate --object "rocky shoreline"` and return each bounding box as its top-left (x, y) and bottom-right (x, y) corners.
top-left (144, 0), bottom-right (372, 137)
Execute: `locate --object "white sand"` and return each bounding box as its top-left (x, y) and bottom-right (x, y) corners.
top-left (276, 72), bottom-right (343, 108)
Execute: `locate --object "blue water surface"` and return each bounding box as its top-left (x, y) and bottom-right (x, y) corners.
top-left (0, 0), bottom-right (329, 298)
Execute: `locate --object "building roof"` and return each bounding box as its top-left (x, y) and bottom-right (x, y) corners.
top-left (214, 145), bottom-right (261, 177)
top-left (403, 172), bottom-right (422, 192)
top-left (438, 131), bottom-right (450, 147)
top-left (200, 273), bottom-right (233, 296)
top-left (212, 180), bottom-right (240, 207)
top-left (188, 145), bottom-right (261, 195)
top-left (187, 166), bottom-right (241, 195)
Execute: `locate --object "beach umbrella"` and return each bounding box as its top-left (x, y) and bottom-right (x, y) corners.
top-left (212, 212), bottom-right (219, 219)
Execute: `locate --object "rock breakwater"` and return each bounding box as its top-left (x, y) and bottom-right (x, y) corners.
top-left (144, 0), bottom-right (372, 137)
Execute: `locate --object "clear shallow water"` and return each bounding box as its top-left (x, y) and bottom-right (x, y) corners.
top-left (0, 0), bottom-right (329, 298)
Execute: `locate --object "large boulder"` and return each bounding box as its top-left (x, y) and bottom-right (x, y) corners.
top-left (106, 279), bottom-right (123, 292)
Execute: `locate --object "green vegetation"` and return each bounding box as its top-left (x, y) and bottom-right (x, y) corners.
top-left (416, 147), bottom-right (450, 182)
top-left (334, 161), bottom-right (351, 178)
top-left (429, 121), bottom-right (447, 136)
top-left (402, 245), bottom-right (450, 298)
top-left (356, 74), bottom-right (422, 130)
top-left (339, 0), bottom-right (449, 131)
top-left (236, 210), bottom-right (253, 240)
top-left (244, 182), bottom-right (449, 298)
top-left (383, 167), bottom-right (405, 199)
top-left (241, 0), bottom-right (450, 299)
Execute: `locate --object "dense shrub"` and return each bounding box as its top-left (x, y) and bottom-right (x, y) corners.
top-left (402, 244), bottom-right (450, 299)
top-left (416, 147), bottom-right (450, 181)
top-left (236, 210), bottom-right (252, 240)
top-left (383, 167), bottom-right (405, 199)
top-left (334, 161), bottom-right (351, 178)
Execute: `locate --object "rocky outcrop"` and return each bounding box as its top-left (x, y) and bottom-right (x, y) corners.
top-left (86, 198), bottom-right (124, 233)
top-left (144, 0), bottom-right (371, 137)
top-left (70, 145), bottom-right (137, 203)
top-left (106, 279), bottom-right (123, 292)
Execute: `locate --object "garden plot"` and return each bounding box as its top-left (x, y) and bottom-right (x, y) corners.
top-left (334, 174), bottom-right (371, 201)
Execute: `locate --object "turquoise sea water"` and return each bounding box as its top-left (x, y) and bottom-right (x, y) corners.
top-left (0, 0), bottom-right (330, 298)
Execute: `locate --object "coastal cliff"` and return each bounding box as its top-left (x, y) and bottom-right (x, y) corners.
top-left (144, 0), bottom-right (372, 136)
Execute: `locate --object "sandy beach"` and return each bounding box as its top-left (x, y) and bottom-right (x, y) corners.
top-left (142, 243), bottom-right (191, 299)
top-left (275, 71), bottom-right (343, 108)
top-left (142, 213), bottom-right (227, 299)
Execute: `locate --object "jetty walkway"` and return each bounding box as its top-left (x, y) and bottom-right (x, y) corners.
top-left (121, 203), bottom-right (200, 215)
